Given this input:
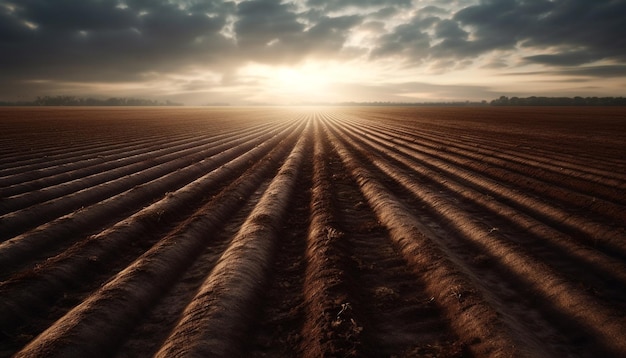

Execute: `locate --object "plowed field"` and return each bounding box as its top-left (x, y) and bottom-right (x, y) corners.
top-left (1, 106), bottom-right (625, 357)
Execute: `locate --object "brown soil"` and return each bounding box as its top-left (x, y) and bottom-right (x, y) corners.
top-left (1, 106), bottom-right (625, 357)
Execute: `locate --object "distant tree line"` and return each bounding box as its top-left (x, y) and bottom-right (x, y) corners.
top-left (0, 95), bottom-right (183, 106)
top-left (330, 100), bottom-right (490, 106)
top-left (301, 97), bottom-right (626, 107)
top-left (490, 96), bottom-right (626, 106)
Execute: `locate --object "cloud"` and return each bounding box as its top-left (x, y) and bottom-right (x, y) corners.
top-left (0, 0), bottom-right (235, 85)
top-left (454, 0), bottom-right (626, 64)
top-left (522, 0), bottom-right (626, 61)
top-left (335, 80), bottom-right (498, 102)
top-left (524, 51), bottom-right (602, 67)
top-left (563, 65), bottom-right (626, 78)
top-left (235, 0), bottom-right (363, 63)
top-left (417, 5), bottom-right (448, 17)
top-left (505, 65), bottom-right (626, 79)
top-left (0, 0), bottom-right (624, 102)
top-left (369, 16), bottom-right (431, 61)
top-left (367, 7), bottom-right (400, 20)
top-left (368, 0), bottom-right (626, 74)
top-left (235, 0), bottom-right (304, 47)
top-left (306, 0), bottom-right (412, 12)
top-left (0, 0), bottom-right (365, 86)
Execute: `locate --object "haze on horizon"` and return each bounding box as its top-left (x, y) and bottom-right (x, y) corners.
top-left (1, 0), bottom-right (625, 106)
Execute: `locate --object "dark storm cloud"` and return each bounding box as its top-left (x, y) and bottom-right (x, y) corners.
top-left (306, 0), bottom-right (412, 11)
top-left (373, 0), bottom-right (626, 70)
top-left (563, 65), bottom-right (626, 78)
top-left (433, 19), bottom-right (467, 40)
top-left (371, 0), bottom-right (542, 63)
top-left (523, 51), bottom-right (602, 67)
top-left (506, 65), bottom-right (626, 79)
top-left (523, 0), bottom-right (626, 61)
top-left (1, 0), bottom-right (624, 101)
top-left (0, 0), bottom-right (235, 85)
top-left (0, 0), bottom-right (367, 93)
top-left (454, 0), bottom-right (626, 65)
top-left (234, 0), bottom-right (362, 63)
top-left (370, 16), bottom-right (432, 61)
top-left (367, 7), bottom-right (400, 20)
top-left (429, 19), bottom-right (472, 60)
top-left (235, 0), bottom-right (303, 47)
top-left (452, 0), bottom-right (553, 53)
top-left (418, 5), bottom-right (447, 16)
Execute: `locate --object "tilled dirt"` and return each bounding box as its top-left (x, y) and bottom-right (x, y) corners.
top-left (0, 106), bottom-right (625, 357)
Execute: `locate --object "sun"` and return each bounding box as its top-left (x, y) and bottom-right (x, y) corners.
top-left (274, 67), bottom-right (327, 92)
top-left (239, 62), bottom-right (342, 104)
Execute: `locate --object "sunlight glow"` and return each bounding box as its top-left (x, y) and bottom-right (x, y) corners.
top-left (239, 63), bottom-right (336, 103)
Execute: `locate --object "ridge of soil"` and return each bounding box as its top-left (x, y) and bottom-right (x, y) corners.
top-left (1, 106), bottom-right (625, 357)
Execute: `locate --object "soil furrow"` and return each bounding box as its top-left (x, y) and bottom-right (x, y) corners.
top-left (339, 116), bottom-right (626, 259)
top-left (0, 139), bottom-right (178, 184)
top-left (0, 121), bottom-right (291, 240)
top-left (0, 120), bottom-right (304, 349)
top-left (0, 107), bottom-right (263, 171)
top-left (355, 114), bottom-right (626, 195)
top-left (326, 118), bottom-right (587, 357)
top-left (323, 117), bottom-right (521, 357)
top-left (320, 118), bottom-right (465, 357)
top-left (355, 107), bottom-right (626, 178)
top-left (1, 106), bottom-right (624, 357)
top-left (0, 124), bottom-right (189, 176)
top-left (363, 132), bottom-right (626, 304)
top-left (243, 119), bottom-right (313, 356)
top-left (0, 122), bottom-right (276, 211)
top-left (0, 121), bottom-right (299, 278)
top-left (331, 116), bottom-right (626, 356)
top-left (155, 119), bottom-right (311, 357)
top-left (297, 117), bottom-right (361, 357)
top-left (344, 116), bottom-right (626, 207)
top-left (115, 180), bottom-right (272, 357)
top-left (335, 117), bottom-right (626, 290)
top-left (0, 131), bottom-right (197, 189)
top-left (11, 121), bottom-right (305, 358)
top-left (0, 121), bottom-right (272, 200)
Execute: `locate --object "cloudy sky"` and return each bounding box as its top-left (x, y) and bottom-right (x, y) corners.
top-left (1, 0), bottom-right (625, 105)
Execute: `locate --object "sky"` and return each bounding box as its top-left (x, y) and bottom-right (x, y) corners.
top-left (1, 0), bottom-right (625, 105)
